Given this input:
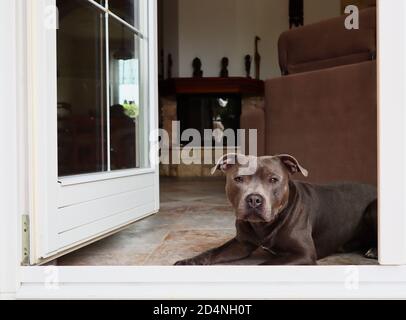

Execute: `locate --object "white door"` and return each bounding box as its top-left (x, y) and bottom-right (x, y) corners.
top-left (27, 0), bottom-right (159, 263)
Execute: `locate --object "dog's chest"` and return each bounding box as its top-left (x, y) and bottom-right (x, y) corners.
top-left (250, 223), bottom-right (274, 243)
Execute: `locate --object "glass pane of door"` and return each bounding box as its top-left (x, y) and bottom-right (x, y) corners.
top-left (57, 0), bottom-right (107, 176)
top-left (109, 18), bottom-right (141, 170)
top-left (108, 0), bottom-right (140, 28)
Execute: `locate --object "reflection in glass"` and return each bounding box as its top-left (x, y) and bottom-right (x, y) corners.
top-left (109, 19), bottom-right (141, 170)
top-left (177, 95), bottom-right (241, 147)
top-left (108, 0), bottom-right (139, 28)
top-left (57, 0), bottom-right (107, 176)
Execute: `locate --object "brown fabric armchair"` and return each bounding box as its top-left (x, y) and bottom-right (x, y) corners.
top-left (257, 8), bottom-right (377, 185)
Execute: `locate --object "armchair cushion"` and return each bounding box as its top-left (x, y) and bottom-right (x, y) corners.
top-left (278, 7), bottom-right (376, 75)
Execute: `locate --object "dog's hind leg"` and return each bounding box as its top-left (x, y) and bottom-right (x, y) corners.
top-left (363, 199), bottom-right (378, 260)
top-left (365, 247), bottom-right (378, 259)
top-left (342, 199), bottom-right (378, 259)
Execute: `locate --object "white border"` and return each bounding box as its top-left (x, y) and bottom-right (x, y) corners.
top-left (377, 0), bottom-right (406, 264)
top-left (15, 266), bottom-right (406, 299)
top-left (2, 0), bottom-right (406, 300)
top-left (0, 0), bottom-right (20, 298)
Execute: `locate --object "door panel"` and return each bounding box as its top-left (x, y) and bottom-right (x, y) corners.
top-left (58, 185), bottom-right (154, 232)
top-left (57, 173), bottom-right (154, 208)
top-left (57, 202), bottom-right (156, 249)
top-left (28, 0), bottom-right (159, 262)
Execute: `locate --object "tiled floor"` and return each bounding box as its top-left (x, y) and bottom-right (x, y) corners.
top-left (57, 177), bottom-right (378, 266)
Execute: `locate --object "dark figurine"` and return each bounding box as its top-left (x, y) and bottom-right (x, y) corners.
top-left (167, 54), bottom-right (173, 79)
top-left (220, 57), bottom-right (229, 78)
top-left (192, 57), bottom-right (203, 78)
top-left (159, 49), bottom-right (164, 80)
top-left (289, 0), bottom-right (304, 28)
top-left (255, 36), bottom-right (261, 80)
top-left (245, 55), bottom-right (252, 78)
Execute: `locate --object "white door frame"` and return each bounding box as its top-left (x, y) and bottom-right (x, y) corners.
top-left (377, 0), bottom-right (406, 264)
top-left (0, 0), bottom-right (21, 299)
top-left (2, 0), bottom-right (406, 299)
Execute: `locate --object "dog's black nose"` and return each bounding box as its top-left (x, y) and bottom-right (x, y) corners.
top-left (246, 194), bottom-right (264, 209)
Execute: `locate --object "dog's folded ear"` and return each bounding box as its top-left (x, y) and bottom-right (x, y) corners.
top-left (275, 154), bottom-right (309, 177)
top-left (211, 153), bottom-right (241, 174)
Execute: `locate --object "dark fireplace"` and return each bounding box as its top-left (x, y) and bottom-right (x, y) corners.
top-left (159, 77), bottom-right (264, 176)
top-left (177, 94), bottom-right (241, 146)
top-left (159, 77), bottom-right (264, 152)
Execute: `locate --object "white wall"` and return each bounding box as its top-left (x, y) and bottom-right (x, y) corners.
top-left (177, 0), bottom-right (288, 80)
top-left (305, 0), bottom-right (342, 25)
top-left (162, 0), bottom-right (179, 78)
top-left (163, 0), bottom-right (341, 80)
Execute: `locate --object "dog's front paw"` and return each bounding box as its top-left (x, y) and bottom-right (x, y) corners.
top-left (174, 259), bottom-right (197, 266)
top-left (174, 259), bottom-right (191, 266)
top-left (174, 258), bottom-right (207, 265)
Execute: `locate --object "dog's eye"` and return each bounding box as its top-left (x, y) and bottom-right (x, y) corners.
top-left (270, 177), bottom-right (279, 184)
top-left (234, 176), bottom-right (244, 183)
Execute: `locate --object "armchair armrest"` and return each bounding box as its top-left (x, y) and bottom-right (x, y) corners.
top-left (264, 61), bottom-right (377, 184)
top-left (240, 97), bottom-right (266, 156)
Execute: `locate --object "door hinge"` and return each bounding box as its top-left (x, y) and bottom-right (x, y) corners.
top-left (22, 214), bottom-right (30, 265)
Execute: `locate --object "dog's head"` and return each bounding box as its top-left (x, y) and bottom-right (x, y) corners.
top-left (212, 154), bottom-right (308, 223)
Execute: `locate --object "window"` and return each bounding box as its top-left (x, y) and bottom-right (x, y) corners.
top-left (57, 0), bottom-right (148, 176)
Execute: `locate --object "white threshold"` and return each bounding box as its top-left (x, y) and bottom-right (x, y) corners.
top-left (17, 266), bottom-right (406, 299)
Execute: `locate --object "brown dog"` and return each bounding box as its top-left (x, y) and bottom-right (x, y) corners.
top-left (175, 154), bottom-right (377, 265)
